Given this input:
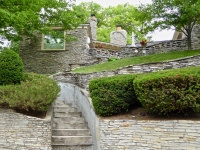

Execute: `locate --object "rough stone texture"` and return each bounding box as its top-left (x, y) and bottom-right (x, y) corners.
top-left (19, 21), bottom-right (200, 75)
top-left (0, 108), bottom-right (51, 150)
top-left (52, 145), bottom-right (93, 150)
top-left (20, 25), bottom-right (95, 74)
top-left (110, 29), bottom-right (127, 46)
top-left (86, 39), bottom-right (188, 64)
top-left (53, 55), bottom-right (200, 90)
top-left (20, 29), bottom-right (189, 74)
top-left (88, 17), bottom-right (97, 41)
top-left (191, 24), bottom-right (200, 50)
top-left (99, 120), bottom-right (200, 150)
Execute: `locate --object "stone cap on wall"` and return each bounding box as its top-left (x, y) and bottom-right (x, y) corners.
top-left (92, 41), bottom-right (124, 50)
top-left (77, 24), bottom-right (90, 29)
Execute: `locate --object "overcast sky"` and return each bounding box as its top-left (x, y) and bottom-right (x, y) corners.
top-left (75, 0), bottom-right (175, 41)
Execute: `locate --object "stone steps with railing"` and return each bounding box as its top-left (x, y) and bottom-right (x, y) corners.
top-left (52, 101), bottom-right (93, 150)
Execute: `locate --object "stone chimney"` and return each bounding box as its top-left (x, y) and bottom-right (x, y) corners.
top-left (88, 14), bottom-right (97, 41)
top-left (116, 25), bottom-right (122, 31)
top-left (110, 25), bottom-right (127, 46)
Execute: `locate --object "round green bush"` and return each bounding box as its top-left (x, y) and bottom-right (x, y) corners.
top-left (134, 67), bottom-right (200, 116)
top-left (0, 73), bottom-right (60, 112)
top-left (0, 49), bottom-right (24, 85)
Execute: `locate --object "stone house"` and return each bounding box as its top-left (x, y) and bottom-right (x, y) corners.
top-left (19, 17), bottom-right (128, 74)
top-left (20, 15), bottom-right (200, 75)
top-left (20, 24), bottom-right (94, 74)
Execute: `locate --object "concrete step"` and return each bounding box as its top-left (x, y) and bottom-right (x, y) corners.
top-left (54, 101), bottom-right (66, 106)
top-left (54, 112), bottom-right (82, 118)
top-left (53, 123), bottom-right (88, 129)
top-left (54, 106), bottom-right (78, 113)
top-left (52, 145), bottom-right (93, 150)
top-left (52, 129), bottom-right (90, 136)
top-left (52, 100), bottom-right (93, 150)
top-left (52, 136), bottom-right (92, 145)
top-left (53, 117), bottom-right (85, 124)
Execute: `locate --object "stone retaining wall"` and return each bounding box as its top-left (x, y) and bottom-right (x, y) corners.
top-left (99, 119), bottom-right (200, 150)
top-left (0, 108), bottom-right (51, 150)
top-left (53, 55), bottom-right (200, 89)
top-left (88, 39), bottom-right (188, 60)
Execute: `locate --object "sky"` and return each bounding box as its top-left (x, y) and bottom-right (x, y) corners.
top-left (75, 0), bottom-right (175, 41)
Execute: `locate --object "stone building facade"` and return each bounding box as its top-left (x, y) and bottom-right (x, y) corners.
top-left (20, 18), bottom-right (200, 74)
top-left (20, 24), bottom-right (96, 74)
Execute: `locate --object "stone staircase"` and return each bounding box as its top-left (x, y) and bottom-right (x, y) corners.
top-left (52, 101), bottom-right (93, 150)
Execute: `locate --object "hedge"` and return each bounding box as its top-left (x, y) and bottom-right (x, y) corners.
top-left (0, 73), bottom-right (60, 112)
top-left (134, 66), bottom-right (200, 115)
top-left (89, 74), bottom-right (139, 116)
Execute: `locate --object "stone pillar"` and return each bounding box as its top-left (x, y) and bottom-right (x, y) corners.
top-left (110, 25), bottom-right (127, 46)
top-left (88, 14), bottom-right (97, 41)
top-left (131, 32), bottom-right (136, 47)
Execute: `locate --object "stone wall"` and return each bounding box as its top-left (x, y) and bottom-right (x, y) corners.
top-left (53, 54), bottom-right (200, 89)
top-left (20, 25), bottom-right (96, 74)
top-left (192, 24), bottom-right (200, 50)
top-left (20, 25), bottom-right (189, 74)
top-left (0, 108), bottom-right (51, 150)
top-left (99, 119), bottom-right (200, 150)
top-left (88, 39), bottom-right (188, 60)
top-left (66, 39), bottom-right (189, 71)
top-left (19, 20), bottom-right (200, 75)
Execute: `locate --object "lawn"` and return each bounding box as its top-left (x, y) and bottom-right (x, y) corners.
top-left (72, 50), bottom-right (200, 73)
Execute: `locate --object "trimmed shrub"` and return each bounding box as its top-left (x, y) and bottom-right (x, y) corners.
top-left (134, 66), bottom-right (200, 115)
top-left (0, 49), bottom-right (24, 85)
top-left (89, 74), bottom-right (139, 116)
top-left (0, 73), bottom-right (60, 112)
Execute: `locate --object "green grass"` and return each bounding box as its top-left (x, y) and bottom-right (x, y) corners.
top-left (72, 50), bottom-right (200, 73)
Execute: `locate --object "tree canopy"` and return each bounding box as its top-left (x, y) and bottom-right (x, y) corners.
top-left (0, 0), bottom-right (83, 44)
top-left (150, 0), bottom-right (200, 49)
top-left (75, 2), bottom-right (153, 43)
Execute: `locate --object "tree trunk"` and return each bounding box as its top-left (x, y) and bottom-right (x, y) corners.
top-left (187, 31), bottom-right (192, 50)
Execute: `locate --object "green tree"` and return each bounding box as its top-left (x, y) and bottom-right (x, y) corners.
top-left (101, 3), bottom-right (152, 43)
top-left (75, 2), bottom-right (152, 43)
top-left (0, 0), bottom-right (83, 43)
top-left (135, 4), bottom-right (154, 41)
top-left (72, 2), bottom-right (106, 27)
top-left (151, 0), bottom-right (200, 49)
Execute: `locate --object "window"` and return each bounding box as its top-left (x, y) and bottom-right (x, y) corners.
top-left (41, 28), bottom-right (65, 50)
